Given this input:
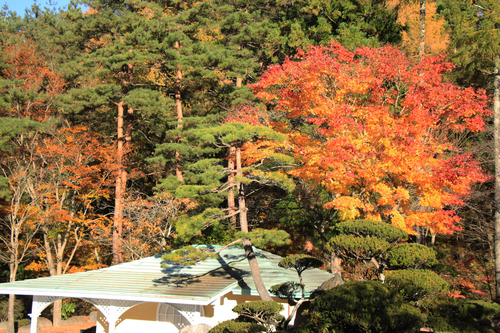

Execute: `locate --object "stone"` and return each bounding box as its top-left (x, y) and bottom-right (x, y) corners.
top-left (61, 316), bottom-right (88, 325)
top-left (18, 325), bottom-right (30, 332)
top-left (318, 274), bottom-right (344, 290)
top-left (179, 323), bottom-right (212, 333)
top-left (88, 311), bottom-right (98, 322)
top-left (0, 321), bottom-right (7, 329)
top-left (37, 317), bottom-right (52, 328)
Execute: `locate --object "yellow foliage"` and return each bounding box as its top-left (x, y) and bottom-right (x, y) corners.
top-left (326, 196), bottom-right (364, 220)
top-left (393, 0), bottom-right (450, 59)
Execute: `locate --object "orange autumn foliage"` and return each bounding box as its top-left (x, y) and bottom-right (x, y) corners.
top-left (1, 38), bottom-right (65, 121)
top-left (26, 126), bottom-right (119, 275)
top-left (252, 42), bottom-right (490, 235)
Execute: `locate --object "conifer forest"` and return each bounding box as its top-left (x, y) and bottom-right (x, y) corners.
top-left (2, 0), bottom-right (500, 332)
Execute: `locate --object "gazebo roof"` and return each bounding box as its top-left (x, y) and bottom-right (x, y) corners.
top-left (0, 246), bottom-right (332, 305)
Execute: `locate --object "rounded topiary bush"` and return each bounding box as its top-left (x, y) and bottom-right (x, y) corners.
top-left (388, 243), bottom-right (438, 269)
top-left (299, 280), bottom-right (425, 333)
top-left (335, 219), bottom-right (408, 242)
top-left (208, 320), bottom-right (264, 333)
top-left (385, 269), bottom-right (448, 301)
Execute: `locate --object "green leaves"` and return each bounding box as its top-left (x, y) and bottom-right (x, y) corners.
top-left (388, 243), bottom-right (438, 269)
top-left (330, 219), bottom-right (409, 261)
top-left (278, 254), bottom-right (323, 275)
top-left (385, 269), bottom-right (449, 301)
top-left (330, 234), bottom-right (391, 260)
top-left (236, 229), bottom-right (290, 248)
top-left (161, 246), bottom-right (218, 267)
top-left (336, 219), bottom-right (408, 243)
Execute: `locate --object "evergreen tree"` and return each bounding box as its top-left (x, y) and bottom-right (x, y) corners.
top-left (437, 0), bottom-right (500, 301)
top-left (157, 109), bottom-right (294, 300)
top-left (57, 0), bottom-right (174, 264)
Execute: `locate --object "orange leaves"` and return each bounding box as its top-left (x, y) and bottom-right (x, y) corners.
top-left (36, 126), bottom-right (118, 202)
top-left (253, 42), bottom-right (489, 234)
top-left (1, 38), bottom-right (65, 121)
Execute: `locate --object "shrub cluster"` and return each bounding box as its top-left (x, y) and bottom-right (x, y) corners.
top-left (297, 281), bottom-right (425, 333)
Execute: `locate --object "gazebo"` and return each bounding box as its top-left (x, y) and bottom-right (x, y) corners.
top-left (0, 246), bottom-right (333, 332)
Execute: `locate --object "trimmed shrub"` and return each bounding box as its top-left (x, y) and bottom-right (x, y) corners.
top-left (335, 219), bottom-right (408, 242)
top-left (330, 234), bottom-right (391, 259)
top-left (388, 243), bottom-right (438, 269)
top-left (385, 269), bottom-right (448, 301)
top-left (233, 301), bottom-right (284, 329)
top-left (299, 280), bottom-right (425, 333)
top-left (208, 320), bottom-right (263, 333)
top-left (421, 296), bottom-right (496, 333)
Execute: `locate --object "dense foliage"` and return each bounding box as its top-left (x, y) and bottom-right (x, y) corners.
top-left (299, 281), bottom-right (425, 333)
top-left (0, 0), bottom-right (497, 330)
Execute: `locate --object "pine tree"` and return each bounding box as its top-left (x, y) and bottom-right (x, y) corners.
top-left (157, 108), bottom-right (293, 300)
top-left (58, 0), bottom-right (173, 264)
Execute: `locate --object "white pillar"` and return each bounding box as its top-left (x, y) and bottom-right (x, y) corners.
top-left (87, 298), bottom-right (141, 333)
top-left (29, 296), bottom-right (62, 333)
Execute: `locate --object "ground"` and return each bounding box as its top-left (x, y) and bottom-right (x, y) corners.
top-left (0, 321), bottom-right (96, 333)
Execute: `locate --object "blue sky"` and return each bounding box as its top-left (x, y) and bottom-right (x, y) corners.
top-left (2, 0), bottom-right (77, 16)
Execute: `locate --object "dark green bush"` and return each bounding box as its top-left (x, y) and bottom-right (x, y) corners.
top-left (208, 320), bottom-right (264, 333)
top-left (335, 219), bottom-right (408, 242)
top-left (421, 296), bottom-right (495, 333)
top-left (330, 234), bottom-right (391, 259)
top-left (388, 243), bottom-right (438, 268)
top-left (299, 280), bottom-right (425, 333)
top-left (385, 269), bottom-right (448, 301)
top-left (461, 300), bottom-right (500, 319)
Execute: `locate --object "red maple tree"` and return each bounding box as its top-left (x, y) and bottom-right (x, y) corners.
top-left (252, 42), bottom-right (490, 235)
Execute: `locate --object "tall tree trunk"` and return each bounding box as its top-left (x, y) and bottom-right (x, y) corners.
top-left (493, 54), bottom-right (500, 302)
top-left (419, 0), bottom-right (426, 61)
top-left (113, 101), bottom-right (125, 265)
top-left (228, 146), bottom-right (237, 229)
top-left (236, 148), bottom-right (273, 301)
top-left (175, 41), bottom-right (184, 181)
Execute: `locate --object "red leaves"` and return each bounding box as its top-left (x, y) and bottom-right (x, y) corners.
top-left (253, 42), bottom-right (490, 234)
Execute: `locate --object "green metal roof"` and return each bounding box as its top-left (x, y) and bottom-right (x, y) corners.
top-left (0, 246), bottom-right (333, 304)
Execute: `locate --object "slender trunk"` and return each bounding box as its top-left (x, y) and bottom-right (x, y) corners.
top-left (283, 298), bottom-right (304, 330)
top-left (236, 148), bottom-right (273, 301)
top-left (113, 101), bottom-right (125, 265)
top-left (123, 106), bottom-right (133, 193)
top-left (430, 232), bottom-right (437, 247)
top-left (493, 54), bottom-right (500, 302)
top-left (419, 0), bottom-right (426, 61)
top-left (175, 41), bottom-right (184, 181)
top-left (228, 146), bottom-right (237, 229)
top-left (7, 294), bottom-right (15, 333)
top-left (52, 257), bottom-right (63, 326)
top-left (228, 77), bottom-right (242, 228)
top-left (7, 253), bottom-right (17, 333)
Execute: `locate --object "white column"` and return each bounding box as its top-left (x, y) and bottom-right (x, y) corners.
top-left (87, 298), bottom-right (141, 333)
top-left (29, 296), bottom-right (62, 333)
